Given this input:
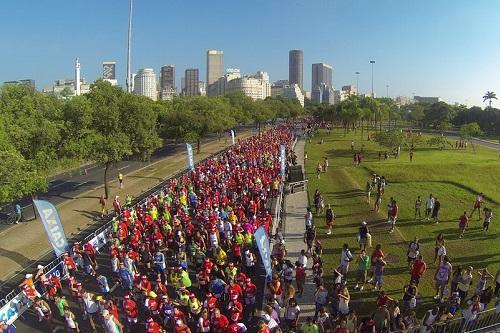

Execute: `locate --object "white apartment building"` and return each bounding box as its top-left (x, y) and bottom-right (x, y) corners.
top-left (271, 81), bottom-right (304, 106)
top-left (134, 68), bottom-right (157, 101)
top-left (226, 71), bottom-right (270, 100)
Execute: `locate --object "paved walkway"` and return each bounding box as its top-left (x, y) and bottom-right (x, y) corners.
top-left (281, 139), bottom-right (316, 321)
top-left (0, 130), bottom-right (255, 285)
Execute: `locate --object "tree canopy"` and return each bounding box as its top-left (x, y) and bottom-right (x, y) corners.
top-left (0, 83), bottom-right (305, 203)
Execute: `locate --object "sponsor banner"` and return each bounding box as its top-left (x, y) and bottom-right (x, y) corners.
top-left (88, 227), bottom-right (111, 251)
top-left (280, 144), bottom-right (286, 176)
top-left (254, 227), bottom-right (272, 280)
top-left (230, 129), bottom-right (235, 145)
top-left (186, 143), bottom-right (194, 170)
top-left (0, 291), bottom-right (31, 325)
top-left (33, 200), bottom-right (69, 257)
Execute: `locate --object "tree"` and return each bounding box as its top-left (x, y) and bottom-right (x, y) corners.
top-left (60, 87), bottom-right (74, 99)
top-left (0, 133), bottom-right (48, 204)
top-left (423, 102), bottom-right (454, 131)
top-left (427, 135), bottom-right (452, 150)
top-left (372, 129), bottom-right (408, 151)
top-left (459, 122), bottom-right (484, 152)
top-left (482, 91), bottom-right (497, 108)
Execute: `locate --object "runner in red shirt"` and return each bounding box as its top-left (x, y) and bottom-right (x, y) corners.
top-left (212, 308), bottom-right (230, 333)
top-left (123, 295), bottom-right (138, 324)
top-left (459, 211), bottom-right (469, 238)
top-left (146, 317), bottom-right (162, 333)
top-left (410, 255), bottom-right (427, 285)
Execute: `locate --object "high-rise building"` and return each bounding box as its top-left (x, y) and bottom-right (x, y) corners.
top-left (289, 50), bottom-right (303, 91)
top-left (185, 69), bottom-right (200, 97)
top-left (133, 68), bottom-right (157, 100)
top-left (102, 61), bottom-right (117, 86)
top-left (206, 50), bottom-right (224, 87)
top-left (159, 65), bottom-right (176, 100)
top-left (311, 63), bottom-right (333, 104)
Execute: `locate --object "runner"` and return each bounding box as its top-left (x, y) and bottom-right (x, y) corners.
top-left (469, 192), bottom-right (484, 219)
top-left (459, 211), bottom-right (469, 238)
top-left (325, 204), bottom-right (334, 235)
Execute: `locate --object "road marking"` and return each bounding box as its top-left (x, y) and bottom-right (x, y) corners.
top-left (117, 165), bottom-right (130, 171)
top-left (22, 204), bottom-right (32, 209)
top-left (51, 180), bottom-right (69, 189)
top-left (74, 181), bottom-right (89, 188)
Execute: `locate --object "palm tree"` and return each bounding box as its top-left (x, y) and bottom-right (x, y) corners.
top-left (482, 91), bottom-right (497, 108)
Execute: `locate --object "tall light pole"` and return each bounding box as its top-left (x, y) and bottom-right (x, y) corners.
top-left (370, 60), bottom-right (375, 98)
top-left (126, 0), bottom-right (133, 93)
top-left (386, 84), bottom-right (391, 129)
top-left (355, 71), bottom-right (360, 95)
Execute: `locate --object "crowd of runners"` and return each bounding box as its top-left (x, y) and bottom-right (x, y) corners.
top-left (11, 126), bottom-right (302, 333)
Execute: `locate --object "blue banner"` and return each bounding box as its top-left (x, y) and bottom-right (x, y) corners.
top-left (33, 200), bottom-right (69, 257)
top-left (230, 129), bottom-right (235, 145)
top-left (280, 144), bottom-right (286, 176)
top-left (186, 143), bottom-right (194, 170)
top-left (254, 227), bottom-right (272, 280)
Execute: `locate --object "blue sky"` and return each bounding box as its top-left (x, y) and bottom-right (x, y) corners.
top-left (2, 0), bottom-right (500, 106)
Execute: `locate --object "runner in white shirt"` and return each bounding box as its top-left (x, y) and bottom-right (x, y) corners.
top-left (425, 194), bottom-right (435, 220)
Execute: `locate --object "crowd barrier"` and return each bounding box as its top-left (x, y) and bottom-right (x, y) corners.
top-left (391, 307), bottom-right (500, 333)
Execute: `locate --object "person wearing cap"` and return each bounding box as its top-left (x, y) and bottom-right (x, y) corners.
top-left (145, 290), bottom-right (160, 321)
top-left (225, 262), bottom-right (238, 280)
top-left (358, 221), bottom-right (370, 251)
top-left (102, 309), bottom-right (122, 333)
top-left (188, 293), bottom-right (202, 317)
top-left (18, 273), bottom-right (40, 300)
top-left (174, 318), bottom-right (192, 333)
top-left (63, 252), bottom-right (78, 276)
top-left (122, 294), bottom-right (138, 325)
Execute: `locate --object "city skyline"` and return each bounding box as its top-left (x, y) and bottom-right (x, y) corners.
top-left (1, 0), bottom-right (500, 106)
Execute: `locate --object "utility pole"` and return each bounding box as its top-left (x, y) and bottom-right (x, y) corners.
top-left (126, 0), bottom-right (133, 93)
top-left (355, 71), bottom-right (360, 95)
top-left (370, 60), bottom-right (375, 97)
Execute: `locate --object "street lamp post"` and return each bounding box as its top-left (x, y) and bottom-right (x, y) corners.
top-left (126, 0), bottom-right (133, 93)
top-left (386, 84), bottom-right (391, 129)
top-left (370, 60), bottom-right (375, 97)
top-left (355, 71), bottom-right (360, 95)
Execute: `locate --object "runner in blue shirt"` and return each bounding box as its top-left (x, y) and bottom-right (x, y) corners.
top-left (118, 263), bottom-right (133, 290)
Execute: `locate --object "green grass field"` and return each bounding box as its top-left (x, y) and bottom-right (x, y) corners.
top-left (304, 129), bottom-right (500, 316)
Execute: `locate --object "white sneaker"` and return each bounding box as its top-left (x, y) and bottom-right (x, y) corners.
top-left (326, 231), bottom-right (331, 235)
top-left (434, 295), bottom-right (441, 300)
top-left (360, 286), bottom-right (364, 291)
top-left (389, 229), bottom-right (394, 233)
top-left (354, 284), bottom-right (359, 289)
top-left (368, 278), bottom-right (373, 283)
